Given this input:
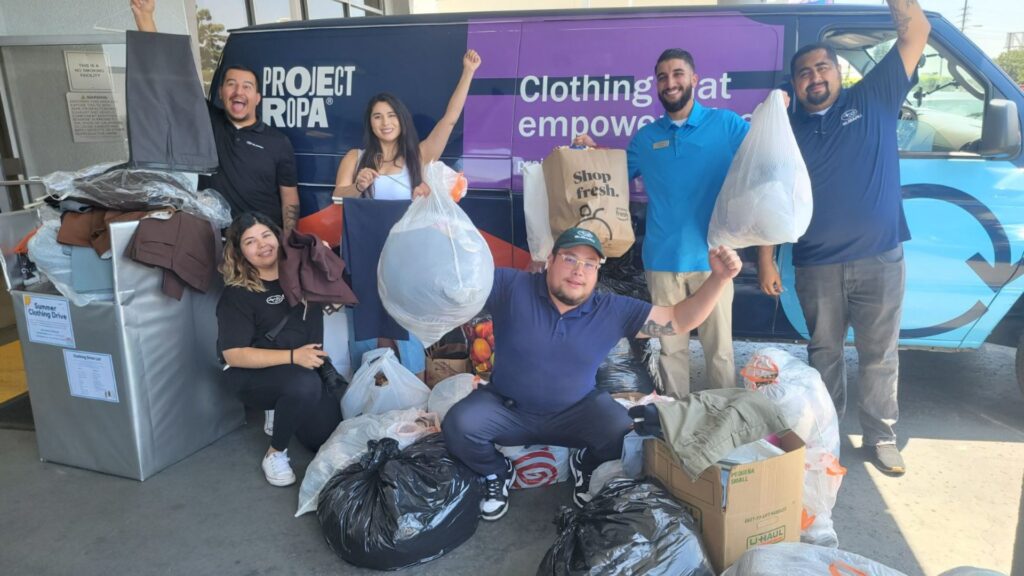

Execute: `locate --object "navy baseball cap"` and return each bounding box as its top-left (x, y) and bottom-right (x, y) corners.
top-left (553, 227), bottom-right (605, 259)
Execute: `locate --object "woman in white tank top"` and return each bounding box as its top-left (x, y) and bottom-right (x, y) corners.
top-left (331, 50), bottom-right (482, 379)
top-left (332, 49), bottom-right (481, 200)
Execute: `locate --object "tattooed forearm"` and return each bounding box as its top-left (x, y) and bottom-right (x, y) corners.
top-left (888, 0), bottom-right (920, 37)
top-left (283, 203), bottom-right (299, 233)
top-left (640, 319), bottom-right (677, 337)
top-left (893, 12), bottom-right (911, 35)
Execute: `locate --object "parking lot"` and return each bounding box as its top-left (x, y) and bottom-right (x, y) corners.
top-left (1, 340), bottom-right (1021, 576)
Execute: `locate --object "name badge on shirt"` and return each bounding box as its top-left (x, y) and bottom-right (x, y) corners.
top-left (652, 140), bottom-right (670, 150)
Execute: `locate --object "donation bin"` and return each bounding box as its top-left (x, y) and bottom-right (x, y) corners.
top-left (2, 211), bottom-right (243, 480)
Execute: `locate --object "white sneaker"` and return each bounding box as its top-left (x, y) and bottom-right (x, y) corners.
top-left (264, 410), bottom-right (274, 436)
top-left (261, 449), bottom-right (295, 487)
top-left (480, 458), bottom-right (514, 521)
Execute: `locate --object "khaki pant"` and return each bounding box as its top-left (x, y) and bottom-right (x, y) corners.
top-left (645, 270), bottom-right (735, 398)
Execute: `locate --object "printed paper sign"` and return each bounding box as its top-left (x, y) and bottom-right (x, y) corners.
top-left (64, 51), bottom-right (113, 92)
top-left (63, 350), bottom-right (119, 403)
top-left (66, 93), bottom-right (125, 143)
top-left (23, 294), bottom-right (75, 348)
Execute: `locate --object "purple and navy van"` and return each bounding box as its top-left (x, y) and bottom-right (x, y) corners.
top-left (214, 4), bottom-right (1024, 392)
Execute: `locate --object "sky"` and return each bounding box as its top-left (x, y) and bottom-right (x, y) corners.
top-left (834, 0), bottom-right (1024, 57)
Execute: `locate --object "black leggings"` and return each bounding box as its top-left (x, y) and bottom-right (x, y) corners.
top-left (228, 364), bottom-right (341, 452)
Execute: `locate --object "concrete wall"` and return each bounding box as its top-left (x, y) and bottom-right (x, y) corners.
top-left (3, 44), bottom-right (129, 178)
top-left (0, 1), bottom-right (194, 184)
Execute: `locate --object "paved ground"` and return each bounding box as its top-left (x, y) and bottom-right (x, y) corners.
top-left (1, 341), bottom-right (1021, 576)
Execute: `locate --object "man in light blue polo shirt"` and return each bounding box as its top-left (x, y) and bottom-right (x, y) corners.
top-left (577, 49), bottom-right (749, 398)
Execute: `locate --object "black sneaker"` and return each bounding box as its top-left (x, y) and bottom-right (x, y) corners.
top-left (569, 448), bottom-right (593, 508)
top-left (480, 458), bottom-right (514, 521)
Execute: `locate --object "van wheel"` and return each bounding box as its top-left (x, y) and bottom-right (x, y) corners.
top-left (1016, 333), bottom-right (1024, 396)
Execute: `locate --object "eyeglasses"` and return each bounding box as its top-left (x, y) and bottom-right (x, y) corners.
top-left (557, 253), bottom-right (601, 273)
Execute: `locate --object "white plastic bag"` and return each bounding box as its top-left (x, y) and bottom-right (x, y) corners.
top-left (743, 348), bottom-right (839, 457)
top-left (802, 447), bottom-right (846, 547)
top-left (428, 373), bottom-right (478, 421)
top-left (522, 161), bottom-right (553, 262)
top-left (722, 542), bottom-right (907, 576)
top-left (296, 408), bottom-right (439, 516)
top-left (743, 347), bottom-right (844, 547)
top-left (588, 460), bottom-right (626, 497)
top-left (341, 348), bottom-right (430, 419)
top-left (378, 161), bottom-right (494, 347)
top-left (27, 219), bottom-right (114, 307)
top-left (708, 89), bottom-right (812, 249)
top-left (497, 445), bottom-right (569, 489)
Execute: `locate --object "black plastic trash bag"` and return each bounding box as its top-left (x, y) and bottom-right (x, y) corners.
top-left (596, 338), bottom-right (656, 395)
top-left (537, 479), bottom-right (714, 576)
top-left (597, 214), bottom-right (649, 302)
top-left (317, 433), bottom-right (482, 571)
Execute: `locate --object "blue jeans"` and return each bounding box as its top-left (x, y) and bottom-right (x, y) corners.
top-left (795, 245), bottom-right (905, 446)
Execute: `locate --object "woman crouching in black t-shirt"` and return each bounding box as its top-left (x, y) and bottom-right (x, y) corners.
top-left (216, 212), bottom-right (342, 487)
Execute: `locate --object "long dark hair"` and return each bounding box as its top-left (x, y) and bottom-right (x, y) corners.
top-left (220, 211), bottom-right (282, 292)
top-left (357, 93), bottom-right (423, 198)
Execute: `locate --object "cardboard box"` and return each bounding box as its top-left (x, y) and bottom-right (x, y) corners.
top-left (644, 432), bottom-right (805, 574)
top-left (425, 342), bottom-right (473, 388)
top-left (425, 357), bottom-right (472, 388)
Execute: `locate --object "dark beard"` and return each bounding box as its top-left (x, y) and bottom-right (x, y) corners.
top-left (804, 83), bottom-right (832, 106)
top-left (659, 84), bottom-right (693, 114)
top-left (551, 286), bottom-right (589, 308)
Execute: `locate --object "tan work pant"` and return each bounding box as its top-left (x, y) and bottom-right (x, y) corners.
top-left (645, 270), bottom-right (735, 398)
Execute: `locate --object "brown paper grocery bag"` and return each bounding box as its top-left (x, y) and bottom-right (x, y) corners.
top-left (542, 147), bottom-right (634, 258)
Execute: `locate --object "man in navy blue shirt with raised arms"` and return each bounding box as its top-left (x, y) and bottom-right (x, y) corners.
top-left (443, 228), bottom-right (741, 520)
top-left (758, 0), bottom-right (930, 476)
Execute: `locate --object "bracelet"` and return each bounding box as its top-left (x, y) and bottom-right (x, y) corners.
top-left (290, 349), bottom-right (294, 365)
top-left (355, 182), bottom-right (365, 193)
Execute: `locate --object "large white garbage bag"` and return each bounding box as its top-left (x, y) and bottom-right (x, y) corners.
top-left (708, 89), bottom-right (812, 249)
top-left (522, 161), bottom-right (554, 262)
top-left (802, 446), bottom-right (846, 547)
top-left (378, 161), bottom-right (494, 347)
top-left (743, 348), bottom-right (839, 456)
top-left (743, 347), bottom-right (844, 547)
top-left (341, 348), bottom-right (430, 419)
top-left (722, 542), bottom-right (907, 576)
top-left (296, 408), bottom-right (440, 516)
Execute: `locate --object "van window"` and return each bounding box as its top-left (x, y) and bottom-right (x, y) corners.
top-left (825, 31), bottom-right (986, 155)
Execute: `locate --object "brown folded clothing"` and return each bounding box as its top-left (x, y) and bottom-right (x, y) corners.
top-left (124, 212), bottom-right (216, 301)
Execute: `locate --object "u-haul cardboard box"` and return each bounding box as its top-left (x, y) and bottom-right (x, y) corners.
top-left (644, 432), bottom-right (805, 574)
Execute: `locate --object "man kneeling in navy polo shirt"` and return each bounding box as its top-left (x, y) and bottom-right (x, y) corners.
top-left (443, 228), bottom-right (741, 520)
